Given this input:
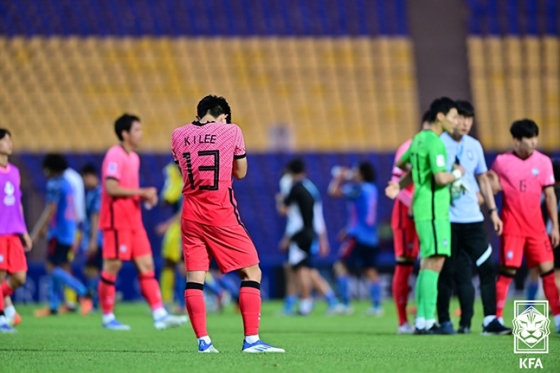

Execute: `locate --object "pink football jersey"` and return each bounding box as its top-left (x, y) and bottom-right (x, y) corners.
top-left (99, 145), bottom-right (142, 230)
top-left (492, 150), bottom-right (555, 236)
top-left (171, 122), bottom-right (246, 226)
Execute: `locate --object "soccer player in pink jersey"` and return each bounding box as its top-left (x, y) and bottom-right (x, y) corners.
top-left (390, 112), bottom-right (430, 334)
top-left (172, 95), bottom-right (284, 353)
top-left (0, 129), bottom-right (32, 332)
top-left (98, 114), bottom-right (187, 330)
top-left (489, 119), bottom-right (560, 332)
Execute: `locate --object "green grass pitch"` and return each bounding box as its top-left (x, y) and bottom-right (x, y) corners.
top-left (2, 300), bottom-right (559, 373)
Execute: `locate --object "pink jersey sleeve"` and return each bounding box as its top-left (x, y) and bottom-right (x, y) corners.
top-left (104, 148), bottom-right (124, 180)
top-left (234, 126), bottom-right (246, 158)
top-left (491, 154), bottom-right (504, 177)
top-left (539, 154), bottom-right (555, 187)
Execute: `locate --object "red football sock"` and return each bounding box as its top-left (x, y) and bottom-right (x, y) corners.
top-left (239, 281), bottom-right (261, 336)
top-left (185, 283), bottom-right (208, 338)
top-left (1, 281), bottom-right (14, 297)
top-left (393, 263), bottom-right (413, 326)
top-left (99, 271), bottom-right (117, 315)
top-left (139, 271), bottom-right (163, 311)
top-left (541, 270), bottom-right (560, 315)
top-left (496, 273), bottom-right (514, 318)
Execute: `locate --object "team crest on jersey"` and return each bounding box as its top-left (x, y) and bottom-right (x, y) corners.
top-left (0, 255), bottom-right (3, 263)
top-left (467, 150), bottom-right (474, 160)
top-left (108, 162), bottom-right (118, 174)
top-left (507, 251), bottom-right (514, 260)
top-left (119, 245), bottom-right (127, 253)
top-left (3, 181), bottom-right (15, 206)
top-left (532, 168), bottom-right (539, 177)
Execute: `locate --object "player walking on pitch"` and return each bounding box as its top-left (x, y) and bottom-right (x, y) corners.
top-left (98, 114), bottom-right (187, 330)
top-left (386, 97), bottom-right (464, 334)
top-left (0, 129), bottom-right (32, 332)
top-left (488, 119), bottom-right (560, 332)
top-left (172, 95), bottom-right (284, 353)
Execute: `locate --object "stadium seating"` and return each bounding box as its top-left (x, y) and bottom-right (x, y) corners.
top-left (466, 0), bottom-right (560, 151)
top-left (0, 0), bottom-right (419, 152)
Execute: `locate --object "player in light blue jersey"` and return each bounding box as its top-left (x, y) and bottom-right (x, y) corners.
top-left (329, 162), bottom-right (382, 315)
top-left (436, 101), bottom-right (510, 335)
top-left (81, 164), bottom-right (103, 310)
top-left (31, 154), bottom-right (92, 317)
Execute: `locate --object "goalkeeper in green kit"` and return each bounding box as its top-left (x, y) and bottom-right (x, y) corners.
top-left (386, 97), bottom-right (465, 334)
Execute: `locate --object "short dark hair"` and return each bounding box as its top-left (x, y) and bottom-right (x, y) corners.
top-left (358, 161), bottom-right (376, 182)
top-left (510, 119), bottom-right (539, 139)
top-left (197, 95), bottom-right (231, 122)
top-left (114, 114), bottom-right (140, 141)
top-left (456, 100), bottom-right (475, 117)
top-left (287, 159), bottom-right (305, 174)
top-left (42, 153), bottom-right (68, 173)
top-left (421, 110), bottom-right (431, 124)
top-left (552, 158), bottom-right (560, 182)
top-left (80, 163), bottom-right (98, 176)
top-left (0, 128), bottom-right (11, 140)
top-left (427, 97), bottom-right (457, 123)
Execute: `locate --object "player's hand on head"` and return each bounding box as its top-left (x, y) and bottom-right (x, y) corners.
top-left (22, 233), bottom-right (33, 251)
top-left (385, 181), bottom-right (400, 200)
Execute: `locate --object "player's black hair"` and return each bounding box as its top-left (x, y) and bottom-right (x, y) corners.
top-left (42, 153), bottom-right (68, 173)
top-left (114, 114), bottom-right (140, 142)
top-left (287, 159), bottom-right (305, 174)
top-left (427, 97), bottom-right (457, 123)
top-left (0, 128), bottom-right (11, 140)
top-left (421, 110), bottom-right (431, 124)
top-left (197, 95), bottom-right (231, 122)
top-left (80, 163), bottom-right (98, 176)
top-left (551, 158), bottom-right (560, 182)
top-left (358, 161), bottom-right (376, 182)
top-left (510, 119), bottom-right (539, 139)
top-left (456, 100), bottom-right (475, 117)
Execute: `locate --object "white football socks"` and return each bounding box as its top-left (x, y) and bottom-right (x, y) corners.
top-left (483, 315), bottom-right (496, 327)
top-left (245, 335), bottom-right (259, 344)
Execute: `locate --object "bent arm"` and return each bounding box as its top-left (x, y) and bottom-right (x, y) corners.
top-left (233, 157), bottom-right (247, 180)
top-left (545, 187), bottom-right (559, 233)
top-left (30, 203), bottom-right (56, 241)
top-left (434, 170), bottom-right (461, 186)
top-left (476, 173), bottom-right (497, 210)
top-left (105, 178), bottom-right (143, 198)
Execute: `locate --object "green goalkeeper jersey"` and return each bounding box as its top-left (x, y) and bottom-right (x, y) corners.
top-left (399, 129), bottom-right (450, 221)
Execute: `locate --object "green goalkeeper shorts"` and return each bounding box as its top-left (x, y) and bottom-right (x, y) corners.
top-left (415, 219), bottom-right (451, 258)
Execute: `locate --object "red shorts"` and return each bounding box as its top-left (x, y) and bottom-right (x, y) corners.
top-left (102, 228), bottom-right (152, 261)
top-left (393, 225), bottom-right (419, 259)
top-left (500, 233), bottom-right (554, 268)
top-left (182, 219), bottom-right (259, 274)
top-left (0, 234), bottom-right (27, 273)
